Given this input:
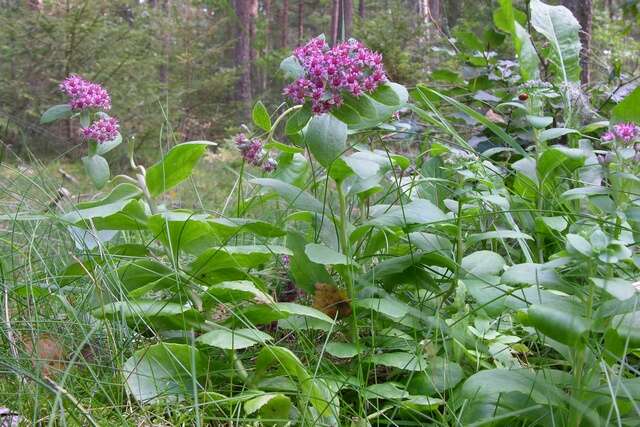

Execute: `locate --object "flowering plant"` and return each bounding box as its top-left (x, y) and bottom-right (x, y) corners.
top-left (283, 37), bottom-right (387, 113)
top-left (41, 75), bottom-right (121, 188)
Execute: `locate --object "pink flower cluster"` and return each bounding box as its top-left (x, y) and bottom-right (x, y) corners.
top-left (234, 133), bottom-right (277, 172)
top-left (59, 75), bottom-right (111, 111)
top-left (81, 117), bottom-right (119, 143)
top-left (602, 122), bottom-right (640, 144)
top-left (283, 37), bottom-right (387, 114)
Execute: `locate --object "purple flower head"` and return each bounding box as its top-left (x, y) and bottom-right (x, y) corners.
top-left (262, 157), bottom-right (278, 173)
top-left (234, 133), bottom-right (266, 166)
top-left (60, 75), bottom-right (111, 111)
top-left (284, 37), bottom-right (388, 114)
top-left (601, 131), bottom-right (615, 143)
top-left (81, 117), bottom-right (119, 143)
top-left (281, 254), bottom-right (290, 269)
top-left (613, 122), bottom-right (640, 144)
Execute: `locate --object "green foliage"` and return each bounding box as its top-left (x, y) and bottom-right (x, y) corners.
top-left (5, 1), bottom-right (640, 426)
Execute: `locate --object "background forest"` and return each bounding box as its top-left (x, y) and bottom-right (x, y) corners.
top-left (3, 1), bottom-right (640, 426)
top-left (0, 0), bottom-right (634, 159)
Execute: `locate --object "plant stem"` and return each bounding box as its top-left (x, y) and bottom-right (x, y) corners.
top-left (336, 182), bottom-right (358, 341)
top-left (237, 160), bottom-right (245, 219)
top-left (266, 104), bottom-right (302, 141)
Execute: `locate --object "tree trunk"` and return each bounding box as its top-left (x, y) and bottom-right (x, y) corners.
top-left (444, 0), bottom-right (460, 31)
top-left (249, 0), bottom-right (258, 93)
top-left (331, 0), bottom-right (353, 43)
top-left (330, 0), bottom-right (339, 44)
top-left (298, 0), bottom-right (304, 44)
top-left (358, 0), bottom-right (365, 19)
top-left (427, 0), bottom-right (441, 25)
top-left (561, 0), bottom-right (592, 85)
top-left (339, 0), bottom-right (353, 40)
top-left (234, 0), bottom-right (257, 109)
top-left (159, 0), bottom-right (170, 94)
top-left (263, 0), bottom-right (271, 90)
top-left (280, 0), bottom-right (289, 48)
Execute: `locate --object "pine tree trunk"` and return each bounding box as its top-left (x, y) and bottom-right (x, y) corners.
top-left (342, 0), bottom-right (353, 39)
top-left (234, 0), bottom-right (257, 109)
top-left (561, 0), bottom-right (592, 85)
top-left (330, 0), bottom-right (339, 44)
top-left (428, 0), bottom-right (441, 24)
top-left (280, 0), bottom-right (289, 48)
top-left (444, 0), bottom-right (460, 31)
top-left (358, 0), bottom-right (365, 19)
top-left (298, 0), bottom-right (304, 44)
top-left (249, 0), bottom-right (258, 94)
top-left (263, 0), bottom-right (271, 90)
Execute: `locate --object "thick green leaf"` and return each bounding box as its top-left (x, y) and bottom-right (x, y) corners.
top-left (527, 115), bottom-right (553, 129)
top-left (202, 280), bottom-right (273, 306)
top-left (62, 198), bottom-right (147, 230)
top-left (40, 104), bottom-right (72, 124)
top-left (520, 304), bottom-right (590, 345)
top-left (93, 300), bottom-right (204, 331)
top-left (460, 368), bottom-right (571, 407)
top-left (611, 86), bottom-right (640, 125)
top-left (407, 358), bottom-right (464, 394)
top-left (286, 231), bottom-right (335, 293)
top-left (493, 1), bottom-right (541, 81)
top-left (146, 141), bottom-right (216, 197)
top-left (280, 55), bottom-right (305, 79)
top-left (304, 243), bottom-right (351, 266)
top-left (369, 82), bottom-right (408, 106)
top-left (461, 250), bottom-right (506, 277)
top-left (197, 328), bottom-right (272, 350)
top-left (255, 345), bottom-right (338, 421)
top-left (273, 152), bottom-right (309, 187)
top-left (610, 311), bottom-right (640, 347)
top-left (76, 183), bottom-right (142, 209)
top-left (530, 0), bottom-right (581, 83)
top-left (234, 302), bottom-right (333, 326)
top-left (189, 245), bottom-right (291, 276)
top-left (538, 127), bottom-right (579, 142)
top-left (117, 259), bottom-right (177, 297)
top-left (244, 393), bottom-right (292, 421)
top-left (304, 114), bottom-right (347, 169)
top-left (284, 103), bottom-right (312, 135)
top-left (467, 230), bottom-right (533, 244)
top-left (501, 263), bottom-right (561, 287)
top-left (96, 132), bottom-right (123, 155)
top-left (252, 101), bottom-right (272, 131)
top-left (368, 199), bottom-right (447, 228)
top-left (355, 298), bottom-right (413, 324)
top-left (370, 352), bottom-right (427, 372)
top-left (590, 277), bottom-right (637, 301)
top-left (82, 155), bottom-right (110, 189)
top-left (325, 342), bottom-right (364, 359)
top-left (122, 343), bottom-right (207, 403)
top-left (364, 382), bottom-right (409, 400)
top-left (251, 178), bottom-right (323, 213)
top-left (264, 141), bottom-right (304, 154)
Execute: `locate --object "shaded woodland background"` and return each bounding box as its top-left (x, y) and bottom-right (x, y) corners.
top-left (0, 0), bottom-right (638, 160)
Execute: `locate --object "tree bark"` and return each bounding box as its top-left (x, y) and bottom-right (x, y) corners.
top-left (358, 0), bottom-right (365, 19)
top-left (280, 0), bottom-right (289, 48)
top-left (561, 0), bottom-right (593, 85)
top-left (444, 0), bottom-right (460, 31)
top-left (234, 0), bottom-right (258, 109)
top-left (340, 0), bottom-right (353, 39)
top-left (298, 0), bottom-right (304, 44)
top-left (330, 0), bottom-right (339, 44)
top-left (263, 0), bottom-right (271, 90)
top-left (427, 0), bottom-right (441, 25)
